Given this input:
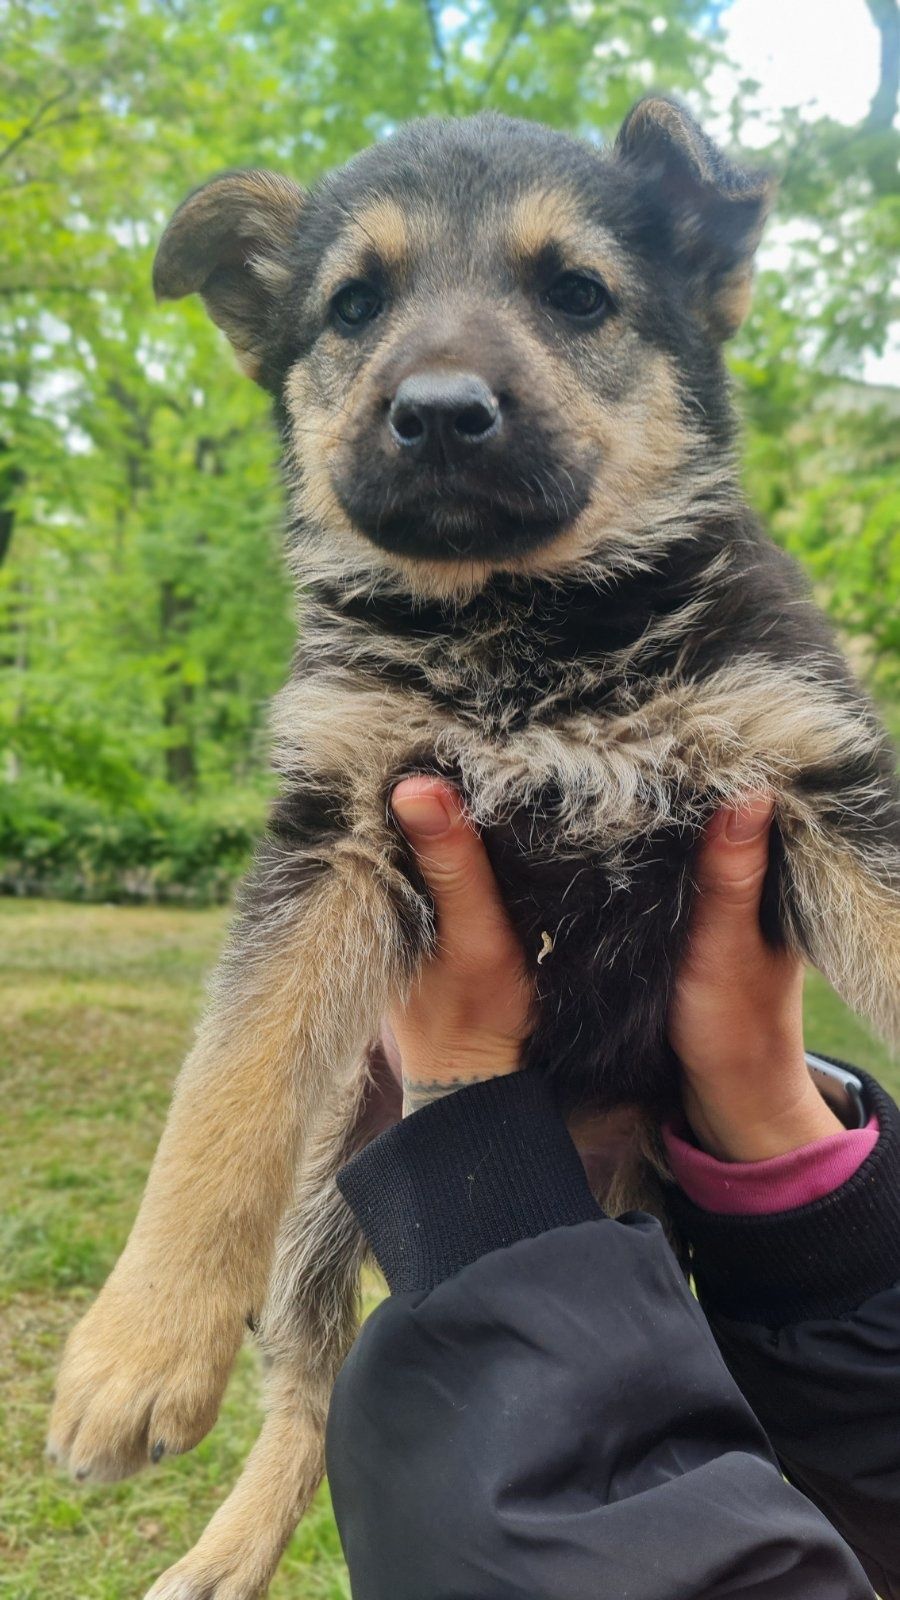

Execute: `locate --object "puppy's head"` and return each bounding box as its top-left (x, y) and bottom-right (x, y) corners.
top-left (155, 101), bottom-right (772, 596)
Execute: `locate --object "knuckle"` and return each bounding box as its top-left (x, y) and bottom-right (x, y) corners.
top-left (445, 936), bottom-right (510, 985)
top-left (722, 868), bottom-right (767, 905)
top-left (430, 866), bottom-right (474, 900)
top-left (700, 861), bottom-right (766, 904)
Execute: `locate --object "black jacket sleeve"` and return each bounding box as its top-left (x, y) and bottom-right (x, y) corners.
top-left (669, 1066), bottom-right (900, 1600)
top-left (325, 1070), bottom-right (876, 1600)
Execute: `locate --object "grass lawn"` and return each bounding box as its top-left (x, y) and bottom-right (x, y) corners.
top-left (1, 898), bottom-right (897, 1599)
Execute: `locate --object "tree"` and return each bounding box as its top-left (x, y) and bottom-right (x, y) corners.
top-left (722, 0), bottom-right (899, 701)
top-left (0, 0), bottom-right (896, 897)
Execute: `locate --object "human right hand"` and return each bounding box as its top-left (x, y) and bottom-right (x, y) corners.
top-left (670, 794), bottom-right (844, 1161)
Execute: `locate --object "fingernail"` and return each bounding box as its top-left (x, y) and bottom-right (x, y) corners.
top-left (392, 791), bottom-right (453, 839)
top-left (723, 794), bottom-right (774, 843)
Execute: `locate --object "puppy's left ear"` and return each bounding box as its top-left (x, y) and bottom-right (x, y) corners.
top-left (615, 97), bottom-right (774, 339)
top-left (153, 170), bottom-right (306, 382)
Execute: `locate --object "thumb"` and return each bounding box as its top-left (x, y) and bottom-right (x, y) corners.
top-left (691, 792), bottom-right (775, 962)
top-left (391, 777), bottom-right (510, 962)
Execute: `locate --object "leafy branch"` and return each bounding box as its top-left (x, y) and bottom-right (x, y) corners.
top-left (477, 1), bottom-right (532, 103)
top-left (422, 0), bottom-right (456, 111)
top-left (0, 79), bottom-right (77, 168)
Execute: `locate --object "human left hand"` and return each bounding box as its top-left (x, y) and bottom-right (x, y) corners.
top-left (388, 776), bottom-right (533, 1116)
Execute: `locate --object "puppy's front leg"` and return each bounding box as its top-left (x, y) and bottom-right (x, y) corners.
top-left (48, 835), bottom-right (423, 1484)
top-left (144, 1059), bottom-right (385, 1600)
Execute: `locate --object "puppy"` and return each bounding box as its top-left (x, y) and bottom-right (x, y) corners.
top-left (48, 101), bottom-right (900, 1600)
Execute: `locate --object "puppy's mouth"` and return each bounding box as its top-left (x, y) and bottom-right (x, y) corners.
top-left (334, 465), bottom-right (593, 562)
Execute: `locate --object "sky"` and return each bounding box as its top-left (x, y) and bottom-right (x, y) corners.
top-left (716, 0), bottom-right (898, 384)
top-left (718, 0), bottom-right (882, 133)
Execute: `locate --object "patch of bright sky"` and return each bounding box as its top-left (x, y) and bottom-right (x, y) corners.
top-left (715, 0), bottom-right (882, 135)
top-left (714, 0), bottom-right (898, 384)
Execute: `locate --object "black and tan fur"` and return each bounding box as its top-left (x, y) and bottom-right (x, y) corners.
top-left (48, 103), bottom-right (900, 1600)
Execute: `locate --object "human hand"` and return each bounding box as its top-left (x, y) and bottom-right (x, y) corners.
top-left (389, 778), bottom-right (844, 1159)
top-left (388, 776), bottom-right (533, 1115)
top-left (670, 794), bottom-right (844, 1161)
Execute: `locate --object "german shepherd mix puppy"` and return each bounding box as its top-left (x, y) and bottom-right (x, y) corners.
top-left (49, 101), bottom-right (900, 1598)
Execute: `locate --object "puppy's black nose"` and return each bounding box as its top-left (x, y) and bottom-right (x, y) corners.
top-left (388, 371), bottom-right (501, 463)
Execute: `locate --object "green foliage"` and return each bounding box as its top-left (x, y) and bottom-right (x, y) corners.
top-left (0, 0), bottom-right (897, 898)
top-left (0, 900), bottom-right (357, 1597)
top-left (0, 781), bottom-right (266, 902)
top-left (732, 69), bottom-right (900, 695)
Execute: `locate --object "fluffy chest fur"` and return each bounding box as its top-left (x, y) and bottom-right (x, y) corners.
top-left (264, 526), bottom-right (888, 1112)
top-left (279, 527), bottom-right (869, 850)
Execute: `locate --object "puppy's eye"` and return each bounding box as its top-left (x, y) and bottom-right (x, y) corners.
top-left (331, 281), bottom-right (383, 330)
top-left (544, 271), bottom-right (610, 322)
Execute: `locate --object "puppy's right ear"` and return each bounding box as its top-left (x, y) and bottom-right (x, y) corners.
top-left (153, 171), bottom-right (305, 382)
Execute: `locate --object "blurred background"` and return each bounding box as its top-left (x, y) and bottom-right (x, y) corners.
top-left (1, 2), bottom-right (898, 1596)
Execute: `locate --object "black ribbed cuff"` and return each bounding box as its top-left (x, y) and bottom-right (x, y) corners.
top-left (337, 1069), bottom-right (602, 1294)
top-left (669, 1069), bottom-right (900, 1327)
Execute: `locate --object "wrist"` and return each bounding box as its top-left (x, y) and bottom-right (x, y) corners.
top-left (682, 1069), bottom-right (844, 1163)
top-left (401, 1051), bottom-right (520, 1117)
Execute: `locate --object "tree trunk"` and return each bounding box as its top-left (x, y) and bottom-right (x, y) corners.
top-left (160, 579), bottom-right (197, 790)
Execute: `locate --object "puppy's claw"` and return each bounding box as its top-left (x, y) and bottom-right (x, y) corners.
top-left (49, 1280), bottom-right (240, 1488)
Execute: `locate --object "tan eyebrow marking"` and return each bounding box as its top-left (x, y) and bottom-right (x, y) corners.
top-left (319, 197), bottom-right (413, 297)
top-left (505, 187), bottom-right (625, 297)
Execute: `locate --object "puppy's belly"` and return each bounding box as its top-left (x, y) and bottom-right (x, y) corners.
top-left (483, 817), bottom-right (697, 1111)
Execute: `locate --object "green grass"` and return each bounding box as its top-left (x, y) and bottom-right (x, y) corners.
top-left (0, 901), bottom-right (349, 1599)
top-left (1, 899), bottom-right (896, 1598)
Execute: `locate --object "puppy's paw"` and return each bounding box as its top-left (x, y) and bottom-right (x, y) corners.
top-left (144, 1535), bottom-right (279, 1600)
top-left (48, 1279), bottom-right (242, 1483)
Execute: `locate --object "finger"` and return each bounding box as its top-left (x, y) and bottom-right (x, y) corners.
top-left (691, 793), bottom-right (775, 964)
top-left (391, 777), bottom-right (511, 962)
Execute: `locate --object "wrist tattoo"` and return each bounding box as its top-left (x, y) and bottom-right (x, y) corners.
top-left (402, 1073), bottom-right (496, 1116)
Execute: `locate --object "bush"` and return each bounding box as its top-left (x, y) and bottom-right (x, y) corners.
top-left (0, 782), bottom-right (268, 903)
